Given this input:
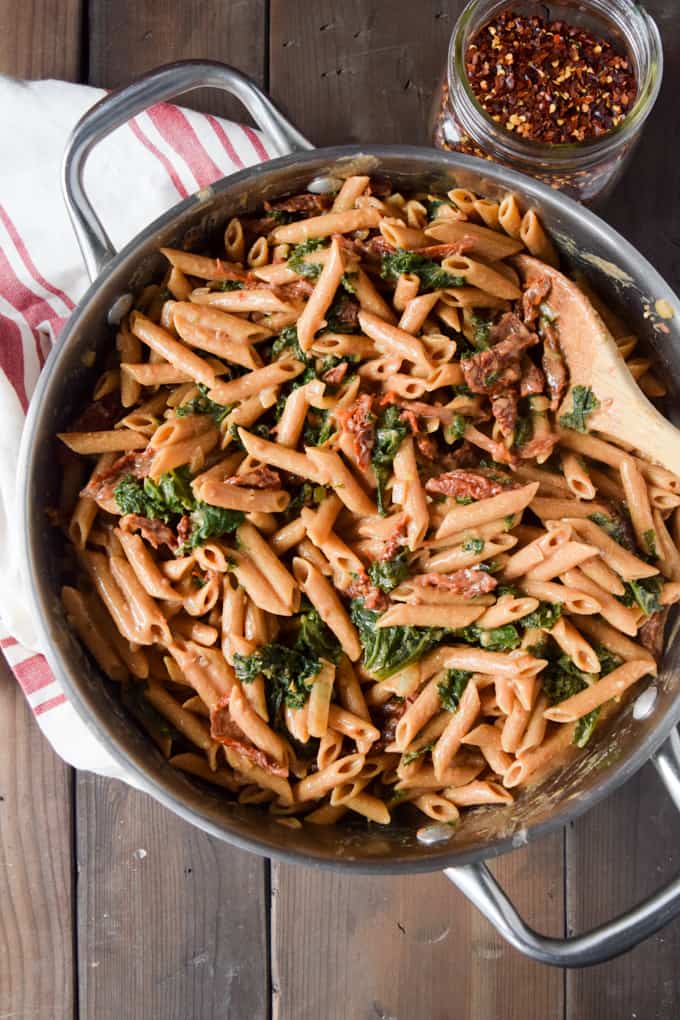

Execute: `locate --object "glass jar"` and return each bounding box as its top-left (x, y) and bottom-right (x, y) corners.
top-left (431, 0), bottom-right (663, 203)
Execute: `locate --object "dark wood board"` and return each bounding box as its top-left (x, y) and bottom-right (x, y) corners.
top-left (87, 0), bottom-right (267, 122)
top-left (269, 0), bottom-right (451, 146)
top-left (76, 773), bottom-right (269, 1020)
top-left (268, 4), bottom-right (565, 1018)
top-left (271, 834), bottom-right (565, 1020)
top-left (566, 764), bottom-right (680, 1020)
top-left (0, 6), bottom-right (81, 1017)
top-left (77, 4), bottom-right (273, 1018)
top-left (565, 3), bottom-right (680, 1016)
top-left (0, 655), bottom-right (75, 1019)
top-left (0, 0), bottom-right (83, 81)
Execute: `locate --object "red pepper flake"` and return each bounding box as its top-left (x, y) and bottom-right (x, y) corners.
top-left (464, 9), bottom-right (637, 145)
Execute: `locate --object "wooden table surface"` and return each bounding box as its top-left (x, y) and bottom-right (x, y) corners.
top-left (1, 2), bottom-right (680, 1017)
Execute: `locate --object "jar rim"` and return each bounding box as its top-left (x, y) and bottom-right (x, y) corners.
top-left (448, 0), bottom-right (664, 165)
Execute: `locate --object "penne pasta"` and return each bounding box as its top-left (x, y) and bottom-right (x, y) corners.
top-left (52, 176), bottom-right (674, 831)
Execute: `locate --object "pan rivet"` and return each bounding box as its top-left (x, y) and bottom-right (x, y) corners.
top-left (633, 685), bottom-right (657, 720)
top-left (307, 175), bottom-right (343, 195)
top-left (417, 823), bottom-right (455, 845)
top-left (107, 293), bottom-right (134, 325)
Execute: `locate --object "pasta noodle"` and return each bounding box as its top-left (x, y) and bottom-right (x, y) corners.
top-left (53, 175), bottom-right (670, 829)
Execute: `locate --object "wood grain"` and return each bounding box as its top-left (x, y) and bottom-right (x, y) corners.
top-left (565, 4), bottom-right (680, 1016)
top-left (269, 6), bottom-right (565, 1018)
top-left (0, 8), bottom-right (81, 1019)
top-left (272, 833), bottom-right (565, 1020)
top-left (0, 0), bottom-right (82, 80)
top-left (76, 773), bottom-right (269, 1020)
top-left (599, 0), bottom-right (680, 285)
top-left (0, 655), bottom-right (75, 1018)
top-left (88, 0), bottom-right (267, 122)
top-left (566, 765), bottom-right (680, 1019)
top-left (269, 0), bottom-right (451, 146)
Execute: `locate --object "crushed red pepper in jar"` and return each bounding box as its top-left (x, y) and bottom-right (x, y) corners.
top-left (465, 10), bottom-right (638, 145)
top-left (430, 0), bottom-right (662, 202)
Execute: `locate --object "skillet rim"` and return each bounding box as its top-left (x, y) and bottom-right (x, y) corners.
top-left (19, 142), bottom-right (680, 872)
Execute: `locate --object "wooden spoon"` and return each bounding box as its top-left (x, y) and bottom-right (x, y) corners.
top-left (514, 254), bottom-right (680, 474)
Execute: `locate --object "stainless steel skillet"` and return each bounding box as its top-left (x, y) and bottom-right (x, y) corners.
top-left (19, 59), bottom-right (680, 967)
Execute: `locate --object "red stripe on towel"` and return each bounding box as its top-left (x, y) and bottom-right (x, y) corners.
top-left (147, 104), bottom-right (222, 188)
top-left (14, 654), bottom-right (54, 695)
top-left (34, 693), bottom-right (67, 716)
top-left (205, 114), bottom-right (244, 169)
top-left (0, 316), bottom-right (29, 411)
top-left (0, 204), bottom-right (75, 311)
top-left (129, 117), bottom-right (189, 199)
top-left (241, 124), bottom-right (270, 162)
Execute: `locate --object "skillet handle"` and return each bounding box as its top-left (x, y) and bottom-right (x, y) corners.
top-left (62, 59), bottom-right (313, 281)
top-left (444, 728), bottom-right (680, 967)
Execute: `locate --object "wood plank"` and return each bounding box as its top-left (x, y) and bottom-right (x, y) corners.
top-left (272, 834), bottom-right (565, 1020)
top-left (0, 7), bottom-right (81, 1015)
top-left (566, 2), bottom-right (680, 1013)
top-left (598, 0), bottom-right (680, 286)
top-left (77, 772), bottom-right (269, 1019)
top-left (88, 0), bottom-right (267, 122)
top-left (79, 6), bottom-right (271, 1017)
top-left (269, 5), bottom-right (564, 1017)
top-left (269, 0), bottom-right (451, 146)
top-left (0, 0), bottom-right (82, 80)
top-left (0, 655), bottom-right (75, 1019)
top-left (566, 765), bottom-right (680, 1018)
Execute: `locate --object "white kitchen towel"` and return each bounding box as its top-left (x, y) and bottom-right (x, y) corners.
top-left (0, 75), bottom-right (273, 776)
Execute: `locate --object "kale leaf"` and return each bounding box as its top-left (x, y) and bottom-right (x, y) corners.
top-left (350, 600), bottom-right (448, 680)
top-left (643, 528), bottom-right (658, 559)
top-left (588, 511), bottom-right (631, 549)
top-left (303, 408), bottom-right (335, 446)
top-left (541, 654), bottom-right (596, 705)
top-left (285, 482), bottom-right (328, 517)
top-left (324, 291), bottom-right (361, 334)
top-left (457, 623), bottom-right (521, 651)
top-left (542, 645), bottom-right (622, 736)
top-left (368, 552), bottom-right (410, 593)
top-left (295, 601), bottom-right (341, 662)
top-left (559, 385), bottom-right (600, 433)
top-left (212, 279), bottom-right (244, 291)
top-left (114, 465), bottom-right (244, 552)
top-left (176, 382), bottom-right (233, 424)
top-left (520, 601), bottom-right (562, 631)
top-left (425, 197), bottom-right (453, 220)
top-left (269, 208), bottom-right (297, 225)
top-left (620, 577), bottom-right (663, 616)
top-left (443, 413), bottom-right (467, 444)
top-left (271, 325), bottom-right (309, 364)
top-left (114, 474), bottom-right (155, 518)
top-left (402, 740), bottom-right (435, 766)
top-left (287, 238), bottom-right (327, 279)
top-left (513, 415), bottom-right (533, 449)
top-left (437, 668), bottom-right (472, 712)
top-left (372, 403), bottom-right (410, 516)
top-left (181, 504), bottom-right (244, 552)
top-left (595, 644), bottom-right (623, 677)
top-left (470, 313), bottom-right (491, 351)
top-left (233, 644), bottom-right (320, 718)
top-left (380, 249), bottom-right (465, 292)
top-left (573, 708), bottom-right (601, 748)
top-left (114, 467), bottom-right (194, 523)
